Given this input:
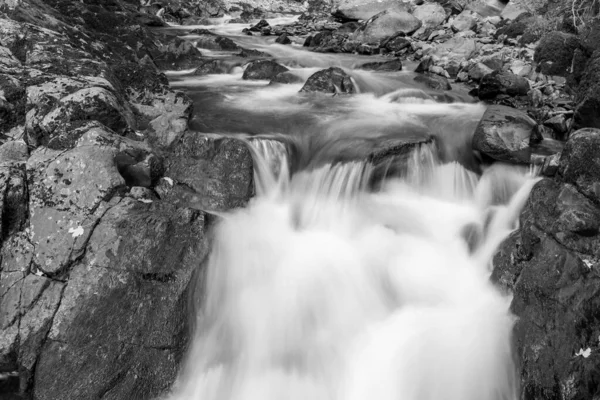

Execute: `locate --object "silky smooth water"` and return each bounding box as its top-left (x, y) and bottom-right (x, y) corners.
top-left (164, 16), bottom-right (537, 400)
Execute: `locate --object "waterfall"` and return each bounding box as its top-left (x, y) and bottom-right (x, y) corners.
top-left (167, 139), bottom-right (537, 400)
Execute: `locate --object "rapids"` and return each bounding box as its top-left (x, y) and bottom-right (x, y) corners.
top-left (164, 16), bottom-right (538, 400)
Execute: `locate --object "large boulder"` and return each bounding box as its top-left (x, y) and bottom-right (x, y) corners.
top-left (478, 70), bottom-right (530, 100)
top-left (242, 60), bottom-right (289, 80)
top-left (534, 31), bottom-right (580, 76)
top-left (353, 9), bottom-right (422, 44)
top-left (559, 128), bottom-right (600, 204)
top-left (573, 51), bottom-right (600, 130)
top-left (412, 2), bottom-right (447, 29)
top-left (472, 105), bottom-right (538, 163)
top-left (300, 67), bottom-right (357, 94)
top-left (33, 199), bottom-right (209, 400)
top-left (164, 133), bottom-right (255, 212)
top-left (357, 59), bottom-right (403, 71)
top-left (333, 0), bottom-right (409, 22)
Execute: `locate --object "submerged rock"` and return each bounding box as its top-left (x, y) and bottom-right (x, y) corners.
top-left (300, 67), bottom-right (357, 94)
top-left (242, 59), bottom-right (289, 80)
top-left (472, 105), bottom-right (538, 163)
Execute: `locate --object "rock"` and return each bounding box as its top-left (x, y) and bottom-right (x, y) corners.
top-left (494, 12), bottom-right (532, 39)
top-left (414, 73), bottom-right (452, 90)
top-left (534, 32), bottom-right (579, 77)
top-left (541, 152), bottom-right (560, 176)
top-left (194, 59), bottom-right (231, 75)
top-left (153, 38), bottom-right (204, 70)
top-left (300, 67), bottom-right (357, 94)
top-left (500, 3), bottom-right (528, 20)
top-left (478, 70), bottom-right (530, 100)
top-left (468, 62), bottom-right (493, 81)
top-left (33, 199), bottom-right (209, 400)
top-left (573, 51), bottom-right (600, 130)
top-left (412, 2), bottom-right (447, 29)
top-left (237, 48), bottom-right (271, 58)
top-left (275, 33), bottom-right (291, 44)
top-left (357, 59), bottom-right (402, 71)
top-left (559, 128), bottom-right (600, 204)
top-left (528, 88), bottom-right (544, 108)
top-left (381, 33), bottom-right (411, 52)
top-left (164, 133), bottom-right (254, 212)
top-left (431, 36), bottom-right (477, 64)
top-left (0, 165), bottom-right (28, 243)
top-left (0, 141), bottom-right (28, 163)
top-left (543, 114), bottom-right (568, 139)
top-left (336, 21), bottom-right (361, 33)
top-left (249, 19), bottom-right (270, 32)
top-left (472, 105), bottom-right (538, 163)
top-left (451, 9), bottom-right (478, 32)
top-left (492, 177), bottom-right (600, 400)
top-left (242, 60), bottom-right (289, 80)
top-left (195, 34), bottom-right (241, 51)
top-left (333, 0), bottom-right (410, 22)
top-left (353, 9), bottom-right (422, 44)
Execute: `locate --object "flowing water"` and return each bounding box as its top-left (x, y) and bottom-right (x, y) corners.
top-left (164, 16), bottom-right (538, 400)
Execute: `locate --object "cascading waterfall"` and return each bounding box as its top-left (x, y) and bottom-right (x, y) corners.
top-left (167, 137), bottom-right (538, 400)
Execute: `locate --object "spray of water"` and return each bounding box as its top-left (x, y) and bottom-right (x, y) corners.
top-left (168, 140), bottom-right (538, 400)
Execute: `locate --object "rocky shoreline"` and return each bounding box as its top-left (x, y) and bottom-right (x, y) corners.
top-left (1, 0), bottom-right (599, 398)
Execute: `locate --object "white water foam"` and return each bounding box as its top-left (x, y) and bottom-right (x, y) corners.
top-left (167, 139), bottom-right (537, 400)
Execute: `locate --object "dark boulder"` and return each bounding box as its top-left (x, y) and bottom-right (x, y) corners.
top-left (472, 105), bottom-right (538, 163)
top-left (358, 59), bottom-right (402, 71)
top-left (194, 59), bottom-right (231, 75)
top-left (414, 73), bottom-right (452, 90)
top-left (275, 33), bottom-right (292, 44)
top-left (478, 70), bottom-right (530, 100)
top-left (333, 0), bottom-right (410, 22)
top-left (242, 60), bottom-right (289, 80)
top-left (300, 67), bottom-right (357, 94)
top-left (381, 33), bottom-right (411, 52)
top-left (164, 133), bottom-right (254, 212)
top-left (534, 31), bottom-right (580, 76)
top-left (152, 38), bottom-right (204, 70)
top-left (559, 128), bottom-right (600, 204)
top-left (574, 51), bottom-right (600, 130)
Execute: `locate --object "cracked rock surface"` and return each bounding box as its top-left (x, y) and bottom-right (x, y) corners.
top-left (0, 0), bottom-right (254, 398)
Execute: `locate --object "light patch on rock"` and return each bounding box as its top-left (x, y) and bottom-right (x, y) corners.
top-left (575, 348), bottom-right (592, 358)
top-left (164, 177), bottom-right (173, 186)
top-left (138, 199), bottom-right (153, 203)
top-left (583, 259), bottom-right (593, 269)
top-left (68, 226), bottom-right (84, 238)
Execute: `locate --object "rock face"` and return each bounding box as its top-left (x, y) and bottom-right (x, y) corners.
top-left (333, 0), bottom-right (409, 21)
top-left (300, 67), bottom-right (357, 94)
top-left (534, 31), bottom-right (579, 76)
top-left (472, 105), bottom-right (537, 163)
top-left (478, 70), bottom-right (530, 100)
top-left (354, 9), bottom-right (422, 44)
top-left (492, 128), bottom-right (600, 400)
top-left (242, 59), bottom-right (289, 80)
top-left (0, 0), bottom-right (255, 398)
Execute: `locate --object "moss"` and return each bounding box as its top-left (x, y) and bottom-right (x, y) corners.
top-left (534, 31), bottom-right (580, 76)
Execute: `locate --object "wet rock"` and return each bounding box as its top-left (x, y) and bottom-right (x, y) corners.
top-left (194, 59), bottom-right (231, 75)
top-left (414, 73), bottom-right (452, 90)
top-left (451, 9), bottom-right (478, 32)
top-left (300, 67), bottom-right (357, 94)
top-left (543, 114), bottom-right (568, 139)
top-left (534, 32), bottom-right (579, 77)
top-left (0, 165), bottom-right (28, 243)
top-left (357, 59), bottom-right (402, 71)
top-left (412, 2), bottom-right (447, 29)
top-left (33, 199), bottom-right (209, 400)
top-left (478, 70), bottom-right (530, 100)
top-left (152, 38), bottom-right (204, 70)
top-left (165, 133), bottom-right (254, 212)
top-left (0, 74), bottom-right (25, 135)
top-left (472, 105), bottom-right (538, 163)
top-left (494, 12), bottom-right (532, 39)
top-left (353, 9), bottom-right (422, 44)
top-left (559, 128), bottom-right (600, 204)
top-left (242, 60), bottom-right (289, 80)
top-left (249, 19), bottom-right (270, 32)
top-left (275, 33), bottom-right (292, 44)
top-left (237, 48), bottom-right (271, 58)
top-left (195, 34), bottom-right (241, 51)
top-left (573, 51), bottom-right (600, 130)
top-left (336, 21), bottom-right (361, 34)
